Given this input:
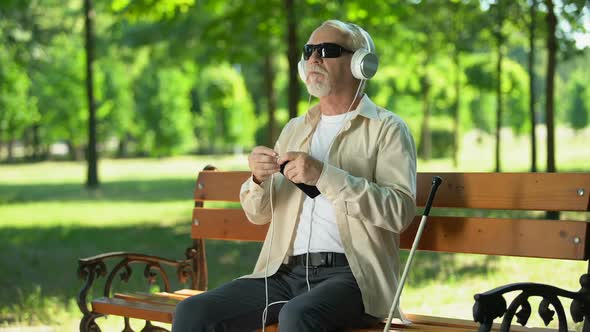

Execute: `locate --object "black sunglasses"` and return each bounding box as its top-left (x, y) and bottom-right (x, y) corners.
top-left (302, 43), bottom-right (354, 60)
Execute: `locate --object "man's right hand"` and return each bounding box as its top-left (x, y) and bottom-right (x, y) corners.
top-left (248, 146), bottom-right (280, 184)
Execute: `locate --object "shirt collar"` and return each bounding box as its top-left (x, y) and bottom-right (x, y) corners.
top-left (304, 94), bottom-right (380, 125)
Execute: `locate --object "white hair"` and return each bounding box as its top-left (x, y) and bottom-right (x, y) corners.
top-left (319, 20), bottom-right (375, 54)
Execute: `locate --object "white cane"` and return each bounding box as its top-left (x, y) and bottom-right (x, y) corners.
top-left (383, 176), bottom-right (443, 332)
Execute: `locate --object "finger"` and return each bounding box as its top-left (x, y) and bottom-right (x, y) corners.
top-left (278, 152), bottom-right (301, 165)
top-left (283, 163), bottom-right (298, 181)
top-left (253, 146), bottom-right (278, 156)
top-left (252, 153), bottom-right (279, 164)
top-left (257, 168), bottom-right (278, 177)
top-left (255, 162), bottom-right (280, 171)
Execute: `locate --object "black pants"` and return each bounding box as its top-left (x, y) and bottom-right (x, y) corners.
top-left (172, 264), bottom-right (380, 332)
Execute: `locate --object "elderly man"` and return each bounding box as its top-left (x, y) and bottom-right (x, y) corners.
top-left (173, 19), bottom-right (416, 332)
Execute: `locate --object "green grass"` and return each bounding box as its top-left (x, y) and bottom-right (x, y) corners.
top-left (0, 130), bottom-right (588, 331)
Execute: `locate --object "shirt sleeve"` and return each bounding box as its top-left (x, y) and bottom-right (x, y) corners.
top-left (239, 119), bottom-right (295, 225)
top-left (315, 118), bottom-right (417, 233)
top-left (239, 175), bottom-right (272, 225)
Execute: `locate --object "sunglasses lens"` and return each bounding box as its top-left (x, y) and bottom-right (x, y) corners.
top-left (303, 45), bottom-right (313, 60)
top-left (321, 44), bottom-right (340, 58)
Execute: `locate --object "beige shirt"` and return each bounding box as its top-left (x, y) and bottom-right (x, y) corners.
top-left (239, 95), bottom-right (417, 319)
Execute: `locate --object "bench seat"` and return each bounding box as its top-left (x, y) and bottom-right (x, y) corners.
top-left (78, 170), bottom-right (590, 331)
top-left (89, 289), bottom-right (559, 331)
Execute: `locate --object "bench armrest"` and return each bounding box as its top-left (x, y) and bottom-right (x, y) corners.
top-left (472, 274), bottom-right (590, 331)
top-left (77, 249), bottom-right (198, 316)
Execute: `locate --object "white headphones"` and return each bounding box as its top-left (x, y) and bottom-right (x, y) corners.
top-left (298, 24), bottom-right (379, 82)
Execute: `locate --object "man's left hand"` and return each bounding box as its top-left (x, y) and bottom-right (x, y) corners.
top-left (278, 152), bottom-right (323, 186)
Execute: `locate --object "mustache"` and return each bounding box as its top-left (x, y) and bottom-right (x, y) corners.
top-left (307, 64), bottom-right (328, 76)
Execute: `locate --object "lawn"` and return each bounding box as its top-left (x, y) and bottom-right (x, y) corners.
top-left (0, 129), bottom-right (588, 331)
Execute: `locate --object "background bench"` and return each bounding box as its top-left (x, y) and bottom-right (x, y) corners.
top-left (77, 167), bottom-right (590, 331)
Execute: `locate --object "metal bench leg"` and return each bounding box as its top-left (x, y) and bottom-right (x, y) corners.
top-left (80, 312), bottom-right (102, 332)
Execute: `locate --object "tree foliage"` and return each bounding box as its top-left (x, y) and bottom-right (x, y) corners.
top-left (0, 0), bottom-right (588, 167)
top-left (567, 78), bottom-right (589, 132)
top-left (0, 47), bottom-right (37, 144)
top-left (196, 63), bottom-right (256, 153)
top-left (134, 64), bottom-right (195, 157)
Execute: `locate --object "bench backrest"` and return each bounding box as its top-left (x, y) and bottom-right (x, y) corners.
top-left (192, 170), bottom-right (590, 261)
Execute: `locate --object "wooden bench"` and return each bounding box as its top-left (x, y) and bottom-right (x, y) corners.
top-left (77, 168), bottom-right (590, 331)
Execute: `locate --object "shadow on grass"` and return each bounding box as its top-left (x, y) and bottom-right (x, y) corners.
top-left (0, 178), bottom-right (197, 204)
top-left (401, 250), bottom-right (498, 287)
top-left (0, 222), bottom-right (498, 325)
top-left (0, 223), bottom-right (262, 325)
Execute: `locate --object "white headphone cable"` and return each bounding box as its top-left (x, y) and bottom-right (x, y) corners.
top-left (261, 173), bottom-right (290, 331)
top-left (304, 78), bottom-right (364, 293)
top-left (261, 93), bottom-right (313, 332)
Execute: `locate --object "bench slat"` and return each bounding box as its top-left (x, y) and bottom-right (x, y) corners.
top-left (194, 171), bottom-right (590, 211)
top-left (114, 292), bottom-right (183, 306)
top-left (192, 207), bottom-right (588, 259)
top-left (418, 172), bottom-right (590, 211)
top-left (91, 297), bottom-right (175, 323)
top-left (95, 295), bottom-right (547, 332)
top-left (92, 296), bottom-right (280, 331)
top-left (401, 216), bottom-right (588, 260)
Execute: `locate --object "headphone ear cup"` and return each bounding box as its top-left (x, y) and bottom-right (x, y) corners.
top-left (298, 59), bottom-right (307, 83)
top-left (351, 48), bottom-right (379, 80)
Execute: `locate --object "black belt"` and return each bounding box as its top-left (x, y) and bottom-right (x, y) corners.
top-left (286, 252), bottom-right (348, 267)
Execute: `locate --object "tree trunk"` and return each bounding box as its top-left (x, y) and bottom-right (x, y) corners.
top-left (32, 123), bottom-right (41, 161)
top-left (545, 0), bottom-right (557, 173)
top-left (418, 74), bottom-right (432, 160)
top-left (528, 0), bottom-right (538, 172)
top-left (84, 0), bottom-right (99, 188)
top-left (495, 1), bottom-right (504, 173)
top-left (7, 139), bottom-right (14, 163)
top-left (285, 0), bottom-right (299, 119)
top-left (452, 48), bottom-right (461, 168)
top-left (116, 135), bottom-right (129, 158)
top-left (264, 55), bottom-right (277, 146)
top-left (23, 127), bottom-right (32, 161)
top-left (544, 0), bottom-right (559, 220)
top-left (67, 141), bottom-right (77, 160)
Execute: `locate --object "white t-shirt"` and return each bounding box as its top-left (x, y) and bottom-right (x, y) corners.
top-left (292, 110), bottom-right (358, 255)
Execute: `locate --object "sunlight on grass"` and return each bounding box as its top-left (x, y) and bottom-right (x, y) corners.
top-left (0, 154), bottom-right (249, 185)
top-left (0, 130), bottom-right (588, 331)
top-left (0, 201), bottom-right (190, 227)
top-left (401, 253), bottom-right (587, 329)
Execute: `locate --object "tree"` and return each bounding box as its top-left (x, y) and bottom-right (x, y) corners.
top-left (0, 47), bottom-right (37, 161)
top-left (285, 0), bottom-right (299, 120)
top-left (134, 64), bottom-right (195, 156)
top-left (396, 0), bottom-right (450, 161)
top-left (528, 0), bottom-right (538, 172)
top-left (97, 56), bottom-right (137, 157)
top-left (545, 0), bottom-right (557, 173)
top-left (568, 80), bottom-right (588, 132)
top-left (543, 0), bottom-right (587, 173)
top-left (447, 0), bottom-right (484, 167)
top-left (32, 34), bottom-right (88, 159)
top-left (464, 55), bottom-right (496, 136)
top-left (196, 63), bottom-right (256, 154)
top-left (492, 0), bottom-right (506, 172)
top-left (84, 0), bottom-right (99, 188)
